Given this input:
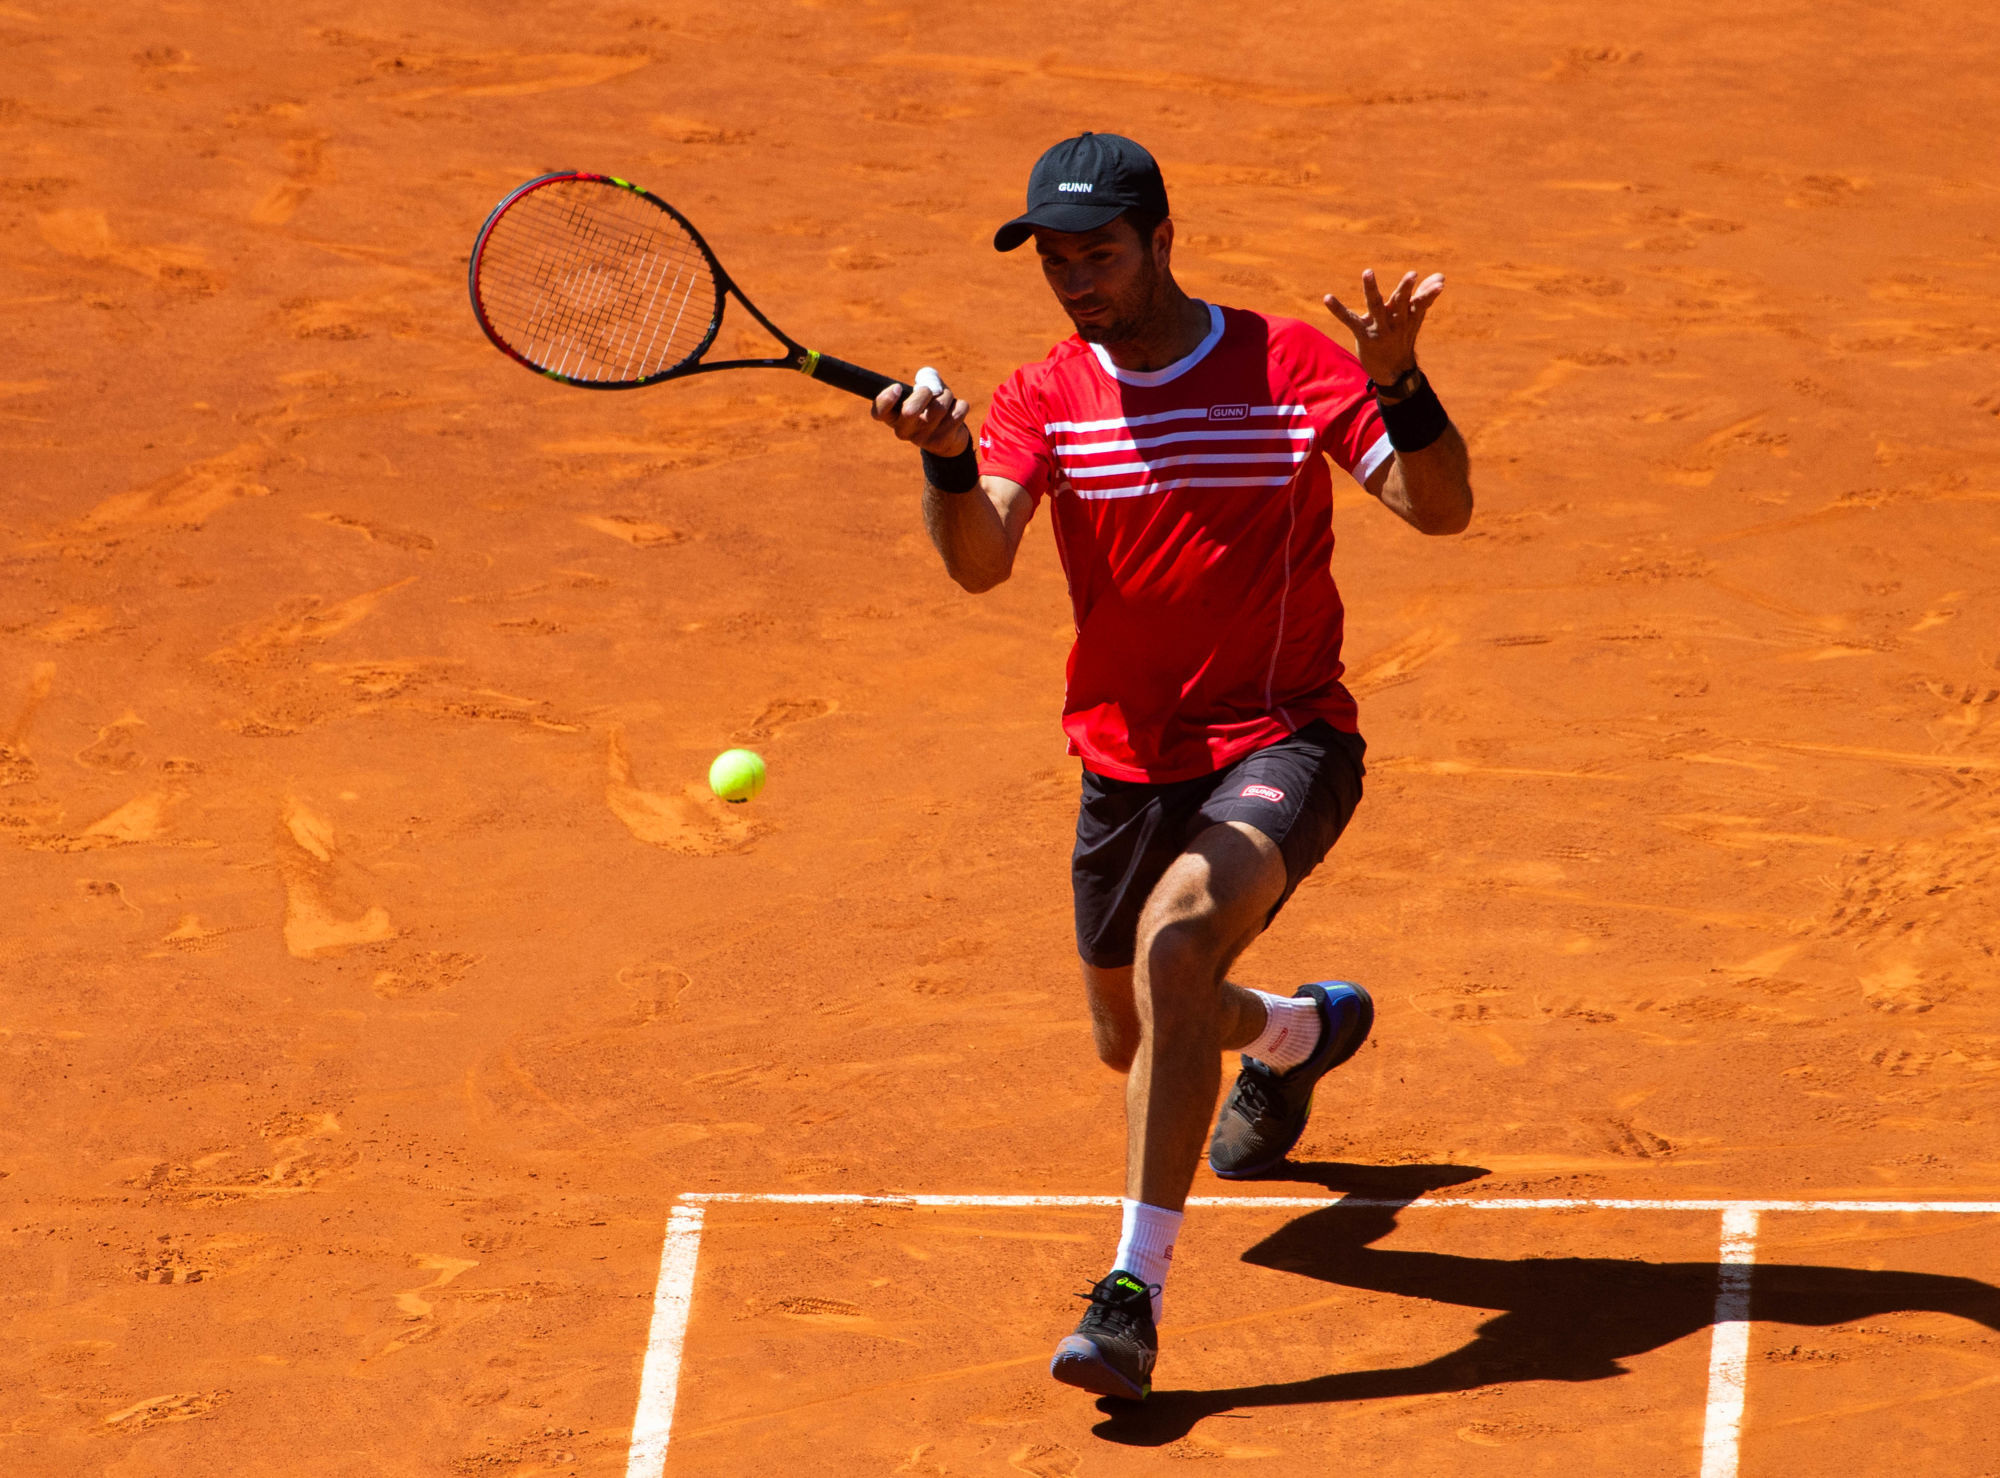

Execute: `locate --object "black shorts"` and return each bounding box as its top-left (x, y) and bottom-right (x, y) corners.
top-left (1071, 722), bottom-right (1366, 970)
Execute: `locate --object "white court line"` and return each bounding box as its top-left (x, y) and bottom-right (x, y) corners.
top-left (624, 1194), bottom-right (2000, 1478)
top-left (1699, 1207), bottom-right (1760, 1478)
top-left (685, 1192), bottom-right (2000, 1213)
top-left (624, 1203), bottom-right (705, 1478)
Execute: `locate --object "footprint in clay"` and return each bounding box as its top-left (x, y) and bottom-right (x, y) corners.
top-left (606, 728), bottom-right (757, 855)
top-left (735, 696), bottom-right (835, 744)
top-left (279, 797), bottom-right (394, 958)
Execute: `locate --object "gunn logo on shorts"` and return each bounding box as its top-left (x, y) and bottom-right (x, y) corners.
top-left (1208, 403), bottom-right (1250, 421)
top-left (1240, 783), bottom-right (1285, 803)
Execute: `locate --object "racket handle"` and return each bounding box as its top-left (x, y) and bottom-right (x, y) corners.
top-left (798, 349), bottom-right (896, 400)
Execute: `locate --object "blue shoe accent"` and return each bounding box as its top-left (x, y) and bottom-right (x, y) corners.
top-left (1207, 980), bottom-right (1374, 1179)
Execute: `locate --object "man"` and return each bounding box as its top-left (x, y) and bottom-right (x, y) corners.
top-left (870, 132), bottom-right (1472, 1401)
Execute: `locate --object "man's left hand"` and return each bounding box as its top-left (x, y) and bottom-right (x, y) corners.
top-left (1324, 270), bottom-right (1444, 387)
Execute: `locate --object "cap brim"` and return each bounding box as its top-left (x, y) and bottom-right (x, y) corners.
top-left (992, 200), bottom-right (1128, 252)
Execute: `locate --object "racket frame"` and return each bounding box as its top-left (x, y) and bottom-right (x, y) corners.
top-left (467, 171), bottom-right (893, 398)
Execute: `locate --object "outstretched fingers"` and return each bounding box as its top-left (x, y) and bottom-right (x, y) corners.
top-left (1384, 270), bottom-right (1419, 320)
top-left (1330, 270), bottom-right (1424, 336)
top-left (1322, 292), bottom-right (1368, 335)
top-left (1360, 267), bottom-right (1389, 320)
top-left (1409, 272), bottom-right (1446, 327)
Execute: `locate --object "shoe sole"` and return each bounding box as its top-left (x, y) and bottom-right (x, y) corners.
top-left (1050, 1335), bottom-right (1150, 1400)
top-left (1211, 980), bottom-right (1375, 1180)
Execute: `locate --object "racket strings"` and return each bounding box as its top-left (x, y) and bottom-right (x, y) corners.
top-left (475, 180), bottom-right (719, 383)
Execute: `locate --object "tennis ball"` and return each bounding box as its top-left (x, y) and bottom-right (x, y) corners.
top-left (708, 748), bottom-right (766, 804)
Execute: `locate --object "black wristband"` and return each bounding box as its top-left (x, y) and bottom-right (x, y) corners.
top-left (921, 440), bottom-right (980, 494)
top-left (1376, 373), bottom-right (1450, 453)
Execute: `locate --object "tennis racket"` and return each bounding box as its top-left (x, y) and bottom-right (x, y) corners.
top-left (467, 171), bottom-right (899, 399)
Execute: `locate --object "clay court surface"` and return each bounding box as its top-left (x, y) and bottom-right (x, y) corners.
top-left (4, 0), bottom-right (1999, 1473)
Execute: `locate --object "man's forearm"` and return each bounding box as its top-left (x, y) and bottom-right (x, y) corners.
top-left (870, 377), bottom-right (1029, 591)
top-left (1385, 425), bottom-right (1472, 535)
top-left (923, 479), bottom-right (1016, 593)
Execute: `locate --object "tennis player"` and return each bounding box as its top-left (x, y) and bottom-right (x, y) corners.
top-left (870, 132), bottom-right (1473, 1401)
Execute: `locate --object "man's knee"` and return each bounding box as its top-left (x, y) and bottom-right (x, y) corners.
top-left (1082, 961), bottom-right (1140, 1072)
top-left (1135, 825), bottom-right (1283, 977)
top-left (1093, 1019), bottom-right (1137, 1073)
top-left (1138, 912), bottom-right (1231, 1006)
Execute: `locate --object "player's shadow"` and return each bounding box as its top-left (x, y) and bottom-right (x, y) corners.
top-left (1095, 1162), bottom-right (2000, 1446)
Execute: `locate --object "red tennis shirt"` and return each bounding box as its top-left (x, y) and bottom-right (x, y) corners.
top-left (976, 303), bottom-right (1391, 783)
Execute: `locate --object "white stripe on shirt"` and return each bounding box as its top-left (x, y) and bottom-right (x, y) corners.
top-left (1068, 450), bottom-right (1309, 478)
top-left (1352, 431), bottom-right (1393, 488)
top-left (1055, 426), bottom-right (1316, 454)
top-left (1043, 404), bottom-right (1309, 434)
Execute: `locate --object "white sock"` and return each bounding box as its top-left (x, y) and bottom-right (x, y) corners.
top-left (1111, 1198), bottom-right (1182, 1324)
top-left (1245, 990), bottom-right (1322, 1073)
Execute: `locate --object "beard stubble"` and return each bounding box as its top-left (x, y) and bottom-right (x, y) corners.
top-left (1068, 251), bottom-right (1163, 345)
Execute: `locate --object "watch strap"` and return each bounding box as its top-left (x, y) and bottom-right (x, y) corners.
top-left (1369, 366), bottom-right (1424, 401)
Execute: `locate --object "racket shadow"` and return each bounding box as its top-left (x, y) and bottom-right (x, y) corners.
top-left (1094, 1175), bottom-right (2000, 1446)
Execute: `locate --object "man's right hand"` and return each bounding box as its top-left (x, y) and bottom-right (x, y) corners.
top-left (871, 370), bottom-right (971, 456)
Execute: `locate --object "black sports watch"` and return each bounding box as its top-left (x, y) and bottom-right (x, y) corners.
top-left (1368, 365), bottom-right (1424, 402)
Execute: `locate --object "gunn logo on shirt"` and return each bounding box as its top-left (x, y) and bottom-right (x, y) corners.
top-left (1208, 404), bottom-right (1250, 421)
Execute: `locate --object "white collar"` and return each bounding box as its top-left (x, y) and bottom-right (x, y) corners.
top-left (1087, 301), bottom-right (1225, 387)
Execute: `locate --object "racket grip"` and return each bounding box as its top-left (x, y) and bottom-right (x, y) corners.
top-left (799, 349), bottom-right (897, 400)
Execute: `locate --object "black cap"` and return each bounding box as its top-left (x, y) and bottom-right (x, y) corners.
top-left (992, 132), bottom-right (1170, 252)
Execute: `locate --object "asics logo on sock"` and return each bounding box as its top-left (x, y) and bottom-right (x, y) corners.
top-left (1240, 783), bottom-right (1284, 803)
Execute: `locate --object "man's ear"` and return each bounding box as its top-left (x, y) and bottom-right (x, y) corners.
top-left (1153, 216), bottom-right (1175, 270)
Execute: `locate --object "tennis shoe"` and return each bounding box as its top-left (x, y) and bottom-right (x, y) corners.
top-left (1208, 980), bottom-right (1374, 1179)
top-left (1049, 1270), bottom-right (1157, 1400)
